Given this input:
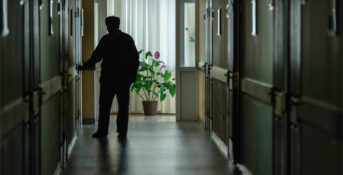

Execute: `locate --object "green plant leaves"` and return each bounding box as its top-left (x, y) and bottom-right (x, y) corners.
top-left (160, 93), bottom-right (167, 101)
top-left (159, 84), bottom-right (166, 93)
top-left (144, 81), bottom-right (153, 91)
top-left (145, 51), bottom-right (153, 59)
top-left (164, 71), bottom-right (172, 81)
top-left (139, 62), bottom-right (150, 72)
top-left (131, 50), bottom-right (176, 102)
top-left (152, 91), bottom-right (159, 98)
top-left (148, 67), bottom-right (155, 76)
top-left (153, 60), bottom-right (160, 67)
top-left (169, 84), bottom-right (176, 97)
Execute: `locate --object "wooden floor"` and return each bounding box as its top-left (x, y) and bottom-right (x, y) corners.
top-left (62, 115), bottom-right (234, 175)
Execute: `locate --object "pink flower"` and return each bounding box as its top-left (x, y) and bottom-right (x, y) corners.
top-left (161, 65), bottom-right (166, 69)
top-left (154, 51), bottom-right (160, 59)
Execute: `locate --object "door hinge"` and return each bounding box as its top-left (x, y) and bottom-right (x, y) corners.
top-left (203, 10), bottom-right (207, 21)
top-left (226, 0), bottom-right (234, 18)
top-left (211, 8), bottom-right (215, 20)
top-left (31, 86), bottom-right (45, 116)
top-left (233, 72), bottom-right (239, 90)
top-left (289, 96), bottom-right (302, 124)
top-left (19, 0), bottom-right (26, 6)
top-left (268, 0), bottom-right (274, 11)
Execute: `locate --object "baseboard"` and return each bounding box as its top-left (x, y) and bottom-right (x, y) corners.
top-left (53, 162), bottom-right (61, 175)
top-left (68, 134), bottom-right (77, 159)
top-left (82, 117), bottom-right (95, 125)
top-left (211, 132), bottom-right (228, 158)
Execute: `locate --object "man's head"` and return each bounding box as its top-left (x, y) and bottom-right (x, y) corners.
top-left (105, 16), bottom-right (120, 34)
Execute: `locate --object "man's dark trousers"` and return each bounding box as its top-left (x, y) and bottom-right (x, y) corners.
top-left (97, 78), bottom-right (131, 135)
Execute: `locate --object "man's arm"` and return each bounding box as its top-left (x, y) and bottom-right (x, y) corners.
top-left (77, 38), bottom-right (104, 70)
top-left (127, 36), bottom-right (139, 83)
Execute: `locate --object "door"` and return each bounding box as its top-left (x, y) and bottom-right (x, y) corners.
top-left (202, 0), bottom-right (237, 162)
top-left (176, 0), bottom-right (198, 121)
top-left (74, 0), bottom-right (82, 134)
top-left (236, 0), bottom-right (275, 174)
top-left (0, 0), bottom-right (30, 174)
top-left (204, 0), bottom-right (212, 131)
top-left (226, 0), bottom-right (237, 163)
top-left (272, 0), bottom-right (288, 175)
top-left (210, 0), bottom-right (230, 151)
top-left (65, 0), bottom-right (79, 158)
top-left (289, 0), bottom-right (343, 174)
top-left (39, 0), bottom-right (63, 174)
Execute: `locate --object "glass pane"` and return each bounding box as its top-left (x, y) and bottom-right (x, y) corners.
top-left (182, 2), bottom-right (195, 67)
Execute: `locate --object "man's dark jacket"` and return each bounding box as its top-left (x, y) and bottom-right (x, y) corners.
top-left (83, 31), bottom-right (139, 84)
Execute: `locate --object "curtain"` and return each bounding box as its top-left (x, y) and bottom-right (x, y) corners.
top-left (109, 0), bottom-right (176, 114)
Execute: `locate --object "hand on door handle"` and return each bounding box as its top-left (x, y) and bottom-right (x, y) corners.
top-left (76, 64), bottom-right (95, 71)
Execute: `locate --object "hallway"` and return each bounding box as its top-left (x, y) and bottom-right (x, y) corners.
top-left (62, 116), bottom-right (233, 175)
top-left (1, 0), bottom-right (342, 174)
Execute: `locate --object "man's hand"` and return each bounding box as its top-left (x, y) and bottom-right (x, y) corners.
top-left (76, 64), bottom-right (85, 71)
top-left (76, 64), bottom-right (96, 71)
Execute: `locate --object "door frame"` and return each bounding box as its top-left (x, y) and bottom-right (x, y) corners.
top-left (176, 0), bottom-right (199, 121)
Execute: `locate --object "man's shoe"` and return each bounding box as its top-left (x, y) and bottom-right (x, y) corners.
top-left (92, 132), bottom-right (108, 138)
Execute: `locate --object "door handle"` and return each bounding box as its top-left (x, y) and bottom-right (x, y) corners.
top-left (217, 8), bottom-right (221, 36)
top-left (211, 8), bottom-right (215, 20)
top-left (202, 62), bottom-right (208, 69)
top-left (81, 8), bottom-right (84, 36)
top-left (49, 0), bottom-right (54, 35)
top-left (225, 71), bottom-right (234, 90)
top-left (224, 72), bottom-right (233, 78)
top-left (1, 0), bottom-right (10, 37)
top-left (251, 0), bottom-right (257, 36)
top-left (203, 10), bottom-right (207, 21)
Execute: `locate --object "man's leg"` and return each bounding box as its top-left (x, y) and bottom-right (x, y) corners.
top-left (116, 85), bottom-right (130, 136)
top-left (94, 82), bottom-right (115, 137)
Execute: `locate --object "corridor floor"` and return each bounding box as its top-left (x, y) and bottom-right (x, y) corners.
top-left (62, 116), bottom-right (233, 175)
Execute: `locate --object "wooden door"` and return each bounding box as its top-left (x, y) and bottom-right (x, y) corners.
top-left (204, 0), bottom-right (213, 132)
top-left (0, 0), bottom-right (30, 174)
top-left (289, 0), bottom-right (343, 174)
top-left (39, 0), bottom-right (63, 174)
top-left (236, 0), bottom-right (275, 174)
top-left (210, 0), bottom-right (231, 152)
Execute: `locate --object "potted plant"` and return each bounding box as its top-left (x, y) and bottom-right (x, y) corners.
top-left (131, 50), bottom-right (176, 116)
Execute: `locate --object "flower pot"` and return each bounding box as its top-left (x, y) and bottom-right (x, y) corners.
top-left (142, 101), bottom-right (158, 116)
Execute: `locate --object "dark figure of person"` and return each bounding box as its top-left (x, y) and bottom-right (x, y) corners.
top-left (77, 16), bottom-right (139, 139)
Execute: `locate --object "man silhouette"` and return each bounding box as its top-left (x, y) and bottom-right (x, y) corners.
top-left (77, 16), bottom-right (139, 139)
